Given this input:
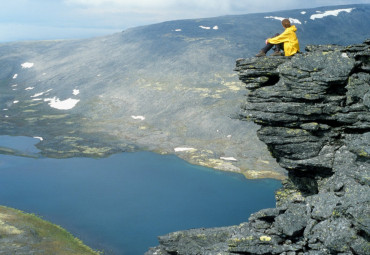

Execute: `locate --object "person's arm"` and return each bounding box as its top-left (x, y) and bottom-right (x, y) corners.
top-left (267, 30), bottom-right (291, 44)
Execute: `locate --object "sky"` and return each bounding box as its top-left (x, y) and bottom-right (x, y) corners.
top-left (1, 0), bottom-right (369, 42)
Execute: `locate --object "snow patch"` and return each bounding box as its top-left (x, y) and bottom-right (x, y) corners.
top-left (30, 89), bottom-right (52, 98)
top-left (310, 8), bottom-right (354, 20)
top-left (341, 53), bottom-right (349, 58)
top-left (13, 100), bottom-right (19, 104)
top-left (34, 136), bottom-right (43, 141)
top-left (174, 29), bottom-right (182, 32)
top-left (287, 18), bottom-right (301, 25)
top-left (73, 89), bottom-right (80, 95)
top-left (264, 16), bottom-right (302, 24)
top-left (174, 147), bottom-right (196, 152)
top-left (131, 115), bottom-right (145, 121)
top-left (25, 87), bottom-right (34, 90)
top-left (199, 25), bottom-right (218, 30)
top-left (220, 157), bottom-right (237, 161)
top-left (13, 74), bottom-right (18, 79)
top-left (199, 25), bottom-right (211, 30)
top-left (21, 62), bottom-right (34, 68)
top-left (44, 97), bottom-right (80, 110)
top-left (301, 11), bottom-right (307, 15)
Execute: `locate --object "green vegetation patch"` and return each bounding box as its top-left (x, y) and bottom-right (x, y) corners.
top-left (0, 206), bottom-right (100, 255)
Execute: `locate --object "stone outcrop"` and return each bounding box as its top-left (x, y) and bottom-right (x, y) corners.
top-left (146, 39), bottom-right (370, 255)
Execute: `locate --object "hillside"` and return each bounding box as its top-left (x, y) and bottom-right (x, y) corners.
top-left (0, 206), bottom-right (99, 255)
top-left (0, 4), bottom-right (369, 179)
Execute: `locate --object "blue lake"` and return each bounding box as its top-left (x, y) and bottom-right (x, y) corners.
top-left (0, 136), bottom-right (281, 254)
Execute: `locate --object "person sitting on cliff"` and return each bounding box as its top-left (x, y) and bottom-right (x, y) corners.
top-left (255, 18), bottom-right (300, 57)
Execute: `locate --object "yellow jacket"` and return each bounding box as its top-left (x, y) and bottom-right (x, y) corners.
top-left (268, 25), bottom-right (299, 56)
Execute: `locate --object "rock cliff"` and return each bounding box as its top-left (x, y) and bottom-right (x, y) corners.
top-left (146, 40), bottom-right (370, 254)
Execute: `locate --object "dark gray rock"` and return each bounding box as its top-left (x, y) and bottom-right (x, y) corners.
top-left (156, 227), bottom-right (232, 255)
top-left (308, 218), bottom-right (357, 253)
top-left (307, 193), bottom-right (340, 220)
top-left (274, 204), bottom-right (309, 237)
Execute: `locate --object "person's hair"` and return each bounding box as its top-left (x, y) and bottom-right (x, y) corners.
top-left (282, 19), bottom-right (291, 28)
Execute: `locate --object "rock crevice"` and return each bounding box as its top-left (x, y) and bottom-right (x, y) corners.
top-left (146, 40), bottom-right (370, 255)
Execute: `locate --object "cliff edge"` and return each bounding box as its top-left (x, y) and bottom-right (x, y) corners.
top-left (146, 40), bottom-right (370, 255)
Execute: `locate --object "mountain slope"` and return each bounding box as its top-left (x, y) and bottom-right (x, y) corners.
top-left (0, 4), bottom-right (369, 178)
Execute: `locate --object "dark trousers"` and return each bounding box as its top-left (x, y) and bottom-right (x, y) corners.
top-left (261, 33), bottom-right (283, 53)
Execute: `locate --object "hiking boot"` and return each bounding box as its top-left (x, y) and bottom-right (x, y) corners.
top-left (271, 51), bottom-right (283, 56)
top-left (255, 51), bottom-right (266, 57)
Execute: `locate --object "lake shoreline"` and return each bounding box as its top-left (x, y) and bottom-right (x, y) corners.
top-left (0, 143), bottom-right (281, 254)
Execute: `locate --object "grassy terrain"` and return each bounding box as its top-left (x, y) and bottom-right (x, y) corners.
top-left (0, 206), bottom-right (100, 255)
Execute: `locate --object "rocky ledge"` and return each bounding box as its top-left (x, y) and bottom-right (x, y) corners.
top-left (146, 40), bottom-right (370, 255)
